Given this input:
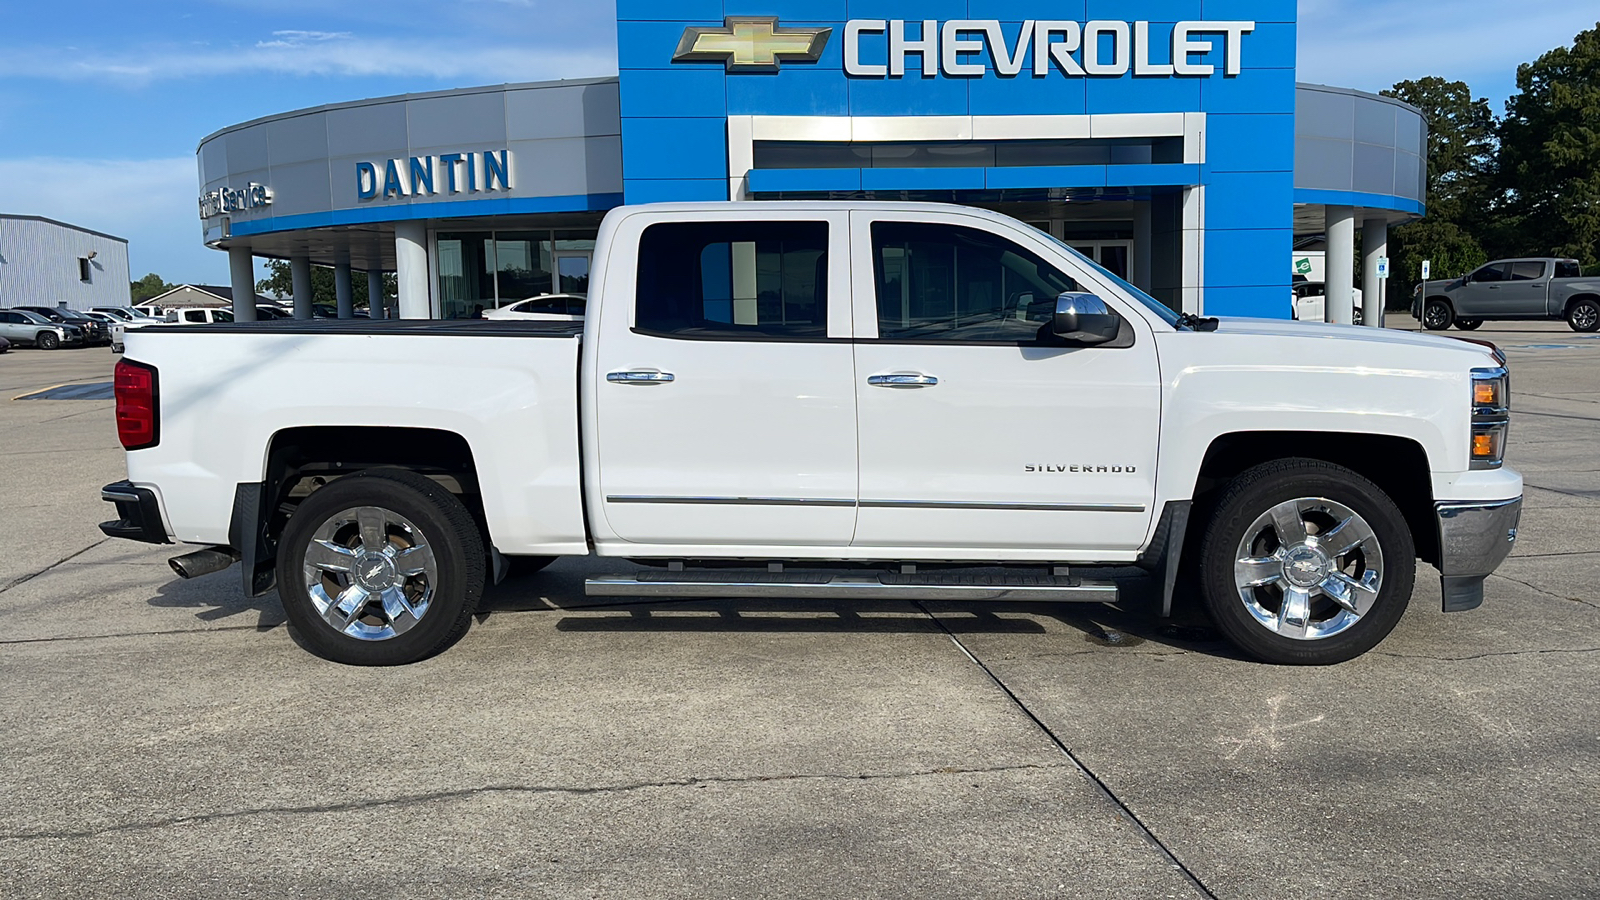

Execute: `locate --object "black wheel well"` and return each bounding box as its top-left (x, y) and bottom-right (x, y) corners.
top-left (1424, 296), bottom-right (1454, 308)
top-left (1195, 431), bottom-right (1438, 566)
top-left (1564, 294), bottom-right (1600, 314)
top-left (256, 425), bottom-right (487, 564)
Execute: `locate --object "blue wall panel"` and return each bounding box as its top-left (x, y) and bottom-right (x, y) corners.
top-left (621, 118), bottom-right (727, 181)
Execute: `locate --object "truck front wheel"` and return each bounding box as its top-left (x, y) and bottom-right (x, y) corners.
top-left (1421, 300), bottom-right (1453, 330)
top-left (1197, 459), bottom-right (1415, 665)
top-left (276, 468), bottom-right (485, 665)
top-left (1568, 299), bottom-right (1600, 333)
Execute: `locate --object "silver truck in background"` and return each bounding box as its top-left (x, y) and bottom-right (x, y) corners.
top-left (1413, 258), bottom-right (1600, 332)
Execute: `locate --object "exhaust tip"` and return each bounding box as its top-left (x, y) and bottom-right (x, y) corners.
top-left (169, 546), bottom-right (239, 580)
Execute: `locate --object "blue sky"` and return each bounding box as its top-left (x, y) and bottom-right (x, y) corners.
top-left (0, 0), bottom-right (1593, 285)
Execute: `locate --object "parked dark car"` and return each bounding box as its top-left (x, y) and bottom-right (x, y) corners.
top-left (0, 334), bottom-right (11, 353)
top-left (13, 306), bottom-right (110, 345)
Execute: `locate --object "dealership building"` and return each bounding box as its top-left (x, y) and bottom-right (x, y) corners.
top-left (197, 0), bottom-right (1425, 322)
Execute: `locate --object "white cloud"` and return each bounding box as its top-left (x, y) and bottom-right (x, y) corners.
top-left (0, 156), bottom-right (226, 284)
top-left (0, 33), bottom-right (615, 86)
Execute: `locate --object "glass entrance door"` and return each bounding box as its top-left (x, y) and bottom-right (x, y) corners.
top-left (554, 252), bottom-right (591, 295)
top-left (1067, 240), bottom-right (1133, 280)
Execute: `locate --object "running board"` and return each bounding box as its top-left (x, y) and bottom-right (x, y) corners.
top-left (585, 571), bottom-right (1118, 603)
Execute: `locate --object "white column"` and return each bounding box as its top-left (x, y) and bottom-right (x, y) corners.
top-left (395, 222), bottom-right (431, 319)
top-left (290, 255), bottom-right (314, 320)
top-left (1180, 186), bottom-right (1206, 314)
top-left (1361, 217), bottom-right (1389, 329)
top-left (367, 269), bottom-right (385, 319)
top-left (1325, 207), bottom-right (1356, 325)
top-left (227, 246), bottom-right (257, 322)
top-left (1132, 201), bottom-right (1153, 292)
top-left (334, 259), bottom-right (354, 319)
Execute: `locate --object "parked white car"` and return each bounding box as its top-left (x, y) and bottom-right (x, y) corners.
top-left (165, 308), bottom-right (236, 325)
top-left (103, 201), bottom-right (1520, 668)
top-left (1292, 281), bottom-right (1365, 324)
top-left (481, 294), bottom-right (587, 321)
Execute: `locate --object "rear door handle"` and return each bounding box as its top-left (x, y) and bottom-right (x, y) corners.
top-left (607, 370), bottom-right (675, 385)
top-left (868, 373), bottom-right (938, 388)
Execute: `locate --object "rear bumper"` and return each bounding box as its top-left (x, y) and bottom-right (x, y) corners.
top-left (1434, 497), bottom-right (1521, 611)
top-left (99, 481), bottom-right (171, 544)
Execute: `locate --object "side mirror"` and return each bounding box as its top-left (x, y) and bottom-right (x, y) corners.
top-left (1052, 293), bottom-right (1121, 345)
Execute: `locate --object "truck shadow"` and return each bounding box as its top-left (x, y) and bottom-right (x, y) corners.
top-left (481, 563), bottom-right (1230, 657)
top-left (144, 568), bottom-right (287, 632)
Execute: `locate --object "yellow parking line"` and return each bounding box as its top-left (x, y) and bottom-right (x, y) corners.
top-left (11, 381), bottom-right (106, 402)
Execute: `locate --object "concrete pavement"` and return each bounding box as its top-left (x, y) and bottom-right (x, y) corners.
top-left (0, 325), bottom-right (1596, 898)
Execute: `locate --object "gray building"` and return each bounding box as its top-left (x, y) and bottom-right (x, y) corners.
top-left (0, 215), bottom-right (131, 311)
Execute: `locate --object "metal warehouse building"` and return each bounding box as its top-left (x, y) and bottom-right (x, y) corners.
top-left (197, 0), bottom-right (1424, 324)
top-left (0, 216), bottom-right (131, 311)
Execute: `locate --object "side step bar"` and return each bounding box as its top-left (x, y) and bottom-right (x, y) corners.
top-left (585, 571), bottom-right (1117, 603)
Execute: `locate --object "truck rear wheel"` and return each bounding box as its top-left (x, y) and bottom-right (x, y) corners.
top-left (1568, 299), bottom-right (1600, 333)
top-left (276, 468), bottom-right (485, 665)
top-left (1421, 300), bottom-right (1453, 330)
top-left (1197, 459), bottom-right (1415, 665)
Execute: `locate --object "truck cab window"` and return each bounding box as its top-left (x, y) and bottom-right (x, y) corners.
top-left (1556, 261), bottom-right (1582, 279)
top-left (871, 221), bottom-right (1081, 343)
top-left (1472, 264), bottom-right (1509, 283)
top-left (1509, 261), bottom-right (1547, 281)
top-left (635, 221), bottom-right (828, 339)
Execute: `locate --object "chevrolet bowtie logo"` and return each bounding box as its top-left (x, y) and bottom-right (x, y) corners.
top-left (673, 17), bottom-right (832, 72)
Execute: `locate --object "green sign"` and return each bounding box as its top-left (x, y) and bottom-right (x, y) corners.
top-left (1294, 258), bottom-right (1313, 276)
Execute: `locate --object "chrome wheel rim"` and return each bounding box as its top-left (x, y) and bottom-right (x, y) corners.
top-left (1423, 304), bottom-right (1449, 329)
top-left (302, 506), bottom-right (437, 641)
top-left (1574, 305), bottom-right (1598, 330)
top-left (1233, 497), bottom-right (1384, 641)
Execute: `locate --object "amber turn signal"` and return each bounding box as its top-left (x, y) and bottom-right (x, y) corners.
top-left (1472, 432), bottom-right (1496, 458)
top-left (1474, 380), bottom-right (1500, 407)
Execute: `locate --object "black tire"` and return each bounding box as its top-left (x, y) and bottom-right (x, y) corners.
top-left (36, 331), bottom-right (60, 350)
top-left (505, 555), bottom-right (558, 578)
top-left (1567, 299), bottom-right (1600, 333)
top-left (1197, 459), bottom-right (1415, 665)
top-left (1421, 300), bottom-right (1453, 330)
top-left (1352, 309), bottom-right (1364, 326)
top-left (276, 468), bottom-right (485, 665)
top-left (1454, 318), bottom-right (1484, 331)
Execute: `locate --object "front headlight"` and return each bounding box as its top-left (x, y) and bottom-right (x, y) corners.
top-left (1471, 367), bottom-right (1510, 469)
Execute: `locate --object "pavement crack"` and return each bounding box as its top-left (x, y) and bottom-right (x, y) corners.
top-left (1375, 646), bottom-right (1600, 662)
top-left (1489, 571), bottom-right (1600, 610)
top-left (913, 601), bottom-right (1218, 900)
top-left (0, 764), bottom-right (1072, 841)
top-left (0, 539), bottom-right (109, 595)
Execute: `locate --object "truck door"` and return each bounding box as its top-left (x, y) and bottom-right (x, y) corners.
top-left (590, 211), bottom-right (858, 547)
top-left (846, 211), bottom-right (1161, 555)
top-left (1502, 260), bottom-right (1551, 316)
top-left (1457, 263), bottom-right (1511, 316)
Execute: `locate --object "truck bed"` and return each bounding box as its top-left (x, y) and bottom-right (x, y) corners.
top-left (120, 320), bottom-right (588, 556)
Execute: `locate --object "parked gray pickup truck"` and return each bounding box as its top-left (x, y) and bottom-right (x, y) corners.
top-left (1413, 258), bottom-right (1600, 332)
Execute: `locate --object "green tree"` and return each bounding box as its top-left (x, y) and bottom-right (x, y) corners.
top-left (1381, 77), bottom-right (1498, 297)
top-left (256, 259), bottom-right (396, 311)
top-left (129, 273), bottom-right (171, 303)
top-left (1496, 22), bottom-right (1600, 266)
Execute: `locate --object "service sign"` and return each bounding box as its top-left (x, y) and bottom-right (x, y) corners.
top-left (198, 182), bottom-right (271, 219)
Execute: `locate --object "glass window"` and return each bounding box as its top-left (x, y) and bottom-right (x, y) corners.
top-left (871, 221), bottom-right (1082, 343)
top-left (1556, 260), bottom-right (1582, 279)
top-left (635, 221), bottom-right (829, 340)
top-left (1473, 264), bottom-right (1510, 283)
top-left (493, 231), bottom-right (554, 302)
top-left (1509, 261), bottom-right (1547, 281)
top-left (213, 310), bottom-right (234, 322)
top-left (437, 232), bottom-right (497, 319)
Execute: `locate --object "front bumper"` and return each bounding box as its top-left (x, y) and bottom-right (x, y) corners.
top-left (99, 481), bottom-right (171, 544)
top-left (1434, 497), bottom-right (1522, 611)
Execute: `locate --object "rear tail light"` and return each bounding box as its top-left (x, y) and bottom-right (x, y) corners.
top-left (114, 359), bottom-right (159, 450)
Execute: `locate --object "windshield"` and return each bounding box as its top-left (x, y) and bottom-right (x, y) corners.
top-left (14, 310), bottom-right (52, 325)
top-left (97, 309), bottom-right (134, 320)
top-left (1037, 232), bottom-right (1182, 327)
top-left (214, 310), bottom-right (235, 322)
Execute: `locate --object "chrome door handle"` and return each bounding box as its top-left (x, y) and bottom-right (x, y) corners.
top-left (607, 370), bottom-right (675, 384)
top-left (868, 374), bottom-right (938, 388)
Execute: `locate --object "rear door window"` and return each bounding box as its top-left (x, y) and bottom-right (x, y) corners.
top-left (1509, 261), bottom-right (1547, 281)
top-left (1556, 261), bottom-right (1582, 279)
top-left (635, 221), bottom-right (829, 340)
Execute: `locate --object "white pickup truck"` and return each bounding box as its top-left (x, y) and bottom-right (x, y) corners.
top-left (101, 202), bottom-right (1522, 667)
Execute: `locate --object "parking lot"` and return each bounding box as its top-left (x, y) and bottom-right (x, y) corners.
top-left (1, 325), bottom-right (1596, 899)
